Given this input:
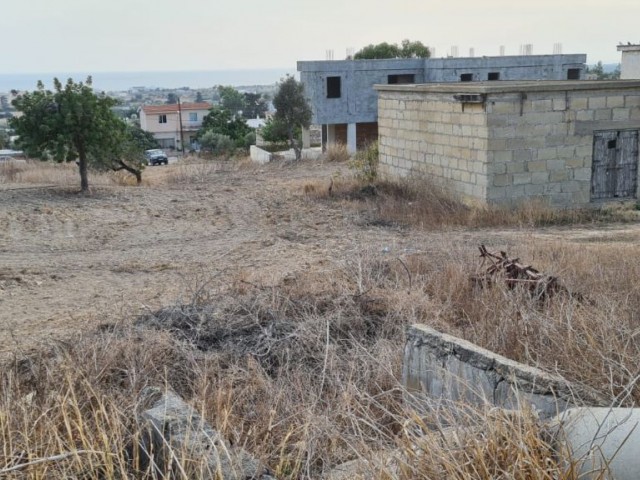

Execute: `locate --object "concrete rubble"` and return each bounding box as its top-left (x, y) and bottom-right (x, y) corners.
top-left (134, 387), bottom-right (275, 479)
top-left (402, 324), bottom-right (640, 479)
top-left (403, 324), bottom-right (608, 420)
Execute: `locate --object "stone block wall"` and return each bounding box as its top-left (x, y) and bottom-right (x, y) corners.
top-left (485, 87), bottom-right (640, 206)
top-left (403, 325), bottom-right (608, 420)
top-left (376, 81), bottom-right (640, 207)
top-left (377, 90), bottom-right (489, 201)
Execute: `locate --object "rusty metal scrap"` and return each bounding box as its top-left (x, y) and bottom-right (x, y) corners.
top-left (471, 245), bottom-right (563, 298)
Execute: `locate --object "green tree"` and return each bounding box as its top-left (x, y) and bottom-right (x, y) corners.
top-left (354, 42), bottom-right (400, 60)
top-left (261, 117), bottom-right (293, 144)
top-left (198, 106), bottom-right (251, 147)
top-left (586, 61), bottom-right (621, 80)
top-left (272, 76), bottom-right (312, 161)
top-left (353, 39), bottom-right (430, 59)
top-left (11, 77), bottom-right (126, 191)
top-left (242, 92), bottom-right (268, 119)
top-left (199, 131), bottom-right (234, 157)
top-left (94, 123), bottom-right (150, 184)
top-left (166, 92), bottom-right (178, 104)
top-left (400, 39), bottom-right (431, 59)
top-left (195, 91), bottom-right (204, 103)
top-left (217, 86), bottom-right (246, 115)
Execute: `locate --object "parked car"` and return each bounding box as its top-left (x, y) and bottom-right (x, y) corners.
top-left (144, 149), bottom-right (168, 166)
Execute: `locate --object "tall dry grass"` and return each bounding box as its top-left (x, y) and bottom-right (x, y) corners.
top-left (302, 175), bottom-right (639, 229)
top-left (3, 236), bottom-right (638, 477)
top-left (323, 144), bottom-right (350, 163)
top-left (0, 160), bottom-right (141, 188)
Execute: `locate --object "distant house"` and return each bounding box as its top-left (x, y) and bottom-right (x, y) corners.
top-left (298, 54), bottom-right (587, 152)
top-left (139, 102), bottom-right (211, 150)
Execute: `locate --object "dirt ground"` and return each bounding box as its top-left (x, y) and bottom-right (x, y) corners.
top-left (2, 159), bottom-right (640, 356)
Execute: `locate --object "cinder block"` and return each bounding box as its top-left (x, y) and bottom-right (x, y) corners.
top-left (514, 149), bottom-right (533, 162)
top-left (606, 96), bottom-right (625, 108)
top-left (569, 97), bottom-right (588, 110)
top-left (532, 172), bottom-right (549, 184)
top-left (612, 108), bottom-right (630, 121)
top-left (525, 184), bottom-right (545, 195)
top-left (576, 110), bottom-right (594, 121)
top-left (561, 181), bottom-right (581, 193)
top-left (547, 159), bottom-right (566, 171)
top-left (491, 101), bottom-right (517, 114)
top-left (538, 147), bottom-right (558, 161)
top-left (572, 168), bottom-right (592, 182)
top-left (493, 174), bottom-right (511, 187)
top-left (527, 160), bottom-right (547, 172)
top-left (507, 162), bottom-right (526, 174)
top-left (588, 97), bottom-right (607, 109)
top-left (557, 146), bottom-right (576, 158)
top-left (532, 99), bottom-right (553, 112)
top-left (550, 170), bottom-right (569, 182)
top-left (624, 95), bottom-right (640, 108)
top-left (595, 109), bottom-right (612, 121)
top-left (506, 185), bottom-right (525, 198)
top-left (552, 98), bottom-right (567, 111)
top-left (513, 173), bottom-right (532, 185)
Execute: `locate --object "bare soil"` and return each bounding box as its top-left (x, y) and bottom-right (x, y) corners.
top-left (2, 160), bottom-right (640, 356)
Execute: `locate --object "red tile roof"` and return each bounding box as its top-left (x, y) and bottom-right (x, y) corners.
top-left (141, 102), bottom-right (212, 114)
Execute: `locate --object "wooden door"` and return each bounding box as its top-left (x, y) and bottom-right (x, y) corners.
top-left (591, 130), bottom-right (639, 200)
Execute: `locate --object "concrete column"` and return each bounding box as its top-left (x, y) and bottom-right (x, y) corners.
top-left (326, 124), bottom-right (336, 145)
top-left (347, 123), bottom-right (357, 154)
top-left (301, 127), bottom-right (311, 148)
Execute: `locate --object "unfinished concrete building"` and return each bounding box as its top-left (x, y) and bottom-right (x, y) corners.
top-left (375, 80), bottom-right (640, 207)
top-left (297, 54), bottom-right (586, 152)
top-left (618, 44), bottom-right (640, 79)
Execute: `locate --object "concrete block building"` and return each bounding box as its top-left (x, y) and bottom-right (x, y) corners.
top-left (298, 54), bottom-right (586, 152)
top-left (375, 80), bottom-right (640, 207)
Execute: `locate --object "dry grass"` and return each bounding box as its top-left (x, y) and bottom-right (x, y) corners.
top-left (302, 175), bottom-right (639, 229)
top-left (3, 236), bottom-right (639, 478)
top-left (0, 160), bottom-right (143, 188)
top-left (323, 143), bottom-right (350, 163)
top-left (2, 163), bottom-right (639, 478)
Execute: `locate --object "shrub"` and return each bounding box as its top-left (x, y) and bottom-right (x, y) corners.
top-left (200, 132), bottom-right (234, 157)
top-left (349, 141), bottom-right (378, 183)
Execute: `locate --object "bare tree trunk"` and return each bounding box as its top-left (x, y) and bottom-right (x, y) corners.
top-left (78, 148), bottom-right (89, 192)
top-left (288, 128), bottom-right (301, 161)
top-left (113, 160), bottom-right (142, 184)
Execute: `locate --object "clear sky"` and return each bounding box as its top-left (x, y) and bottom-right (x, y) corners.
top-left (4, 0), bottom-right (637, 73)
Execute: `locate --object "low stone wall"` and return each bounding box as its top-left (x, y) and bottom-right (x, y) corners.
top-left (250, 145), bottom-right (273, 164)
top-left (403, 325), bottom-right (607, 419)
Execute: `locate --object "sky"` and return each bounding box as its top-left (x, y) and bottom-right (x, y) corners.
top-left (3, 0), bottom-right (638, 73)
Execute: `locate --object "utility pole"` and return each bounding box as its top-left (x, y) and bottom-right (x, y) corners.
top-left (177, 97), bottom-right (185, 155)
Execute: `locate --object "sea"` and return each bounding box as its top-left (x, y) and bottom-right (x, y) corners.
top-left (0, 68), bottom-right (297, 93)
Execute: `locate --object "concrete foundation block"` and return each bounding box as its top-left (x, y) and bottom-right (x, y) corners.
top-left (403, 325), bottom-right (608, 421)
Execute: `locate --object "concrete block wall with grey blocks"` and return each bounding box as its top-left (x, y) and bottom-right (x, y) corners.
top-left (298, 55), bottom-right (586, 126)
top-left (377, 80), bottom-right (640, 207)
top-left (402, 325), bottom-right (609, 420)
